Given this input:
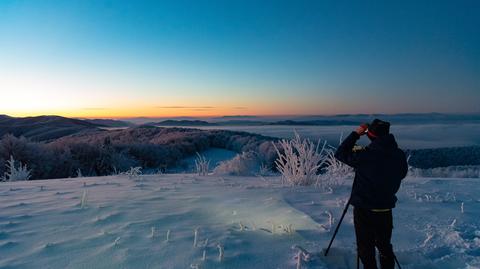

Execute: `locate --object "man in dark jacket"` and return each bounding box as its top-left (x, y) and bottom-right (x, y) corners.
top-left (335, 119), bottom-right (408, 269)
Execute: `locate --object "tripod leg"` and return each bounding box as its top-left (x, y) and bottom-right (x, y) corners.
top-left (324, 201), bottom-right (350, 256)
top-left (393, 254), bottom-right (402, 269)
top-left (357, 251), bottom-right (360, 269)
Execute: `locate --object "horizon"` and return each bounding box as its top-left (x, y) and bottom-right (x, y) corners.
top-left (3, 111), bottom-right (480, 122)
top-left (4, 111), bottom-right (480, 120)
top-left (1, 1), bottom-right (479, 118)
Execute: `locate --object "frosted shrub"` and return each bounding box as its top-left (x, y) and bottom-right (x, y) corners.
top-left (122, 166), bottom-right (142, 179)
top-left (316, 146), bottom-right (353, 189)
top-left (195, 152), bottom-right (210, 176)
top-left (150, 227), bottom-right (156, 238)
top-left (292, 245), bottom-right (311, 269)
top-left (217, 244), bottom-right (224, 261)
top-left (213, 151), bottom-right (259, 176)
top-left (258, 163), bottom-right (274, 176)
top-left (324, 211), bottom-right (334, 228)
top-left (76, 168), bottom-right (83, 178)
top-left (165, 229), bottom-right (171, 242)
top-left (272, 131), bottom-right (326, 186)
top-left (2, 156), bottom-right (31, 181)
top-left (80, 190), bottom-right (88, 208)
top-left (193, 228), bottom-right (199, 247)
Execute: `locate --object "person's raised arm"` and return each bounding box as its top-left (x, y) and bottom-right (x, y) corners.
top-left (334, 124), bottom-right (368, 168)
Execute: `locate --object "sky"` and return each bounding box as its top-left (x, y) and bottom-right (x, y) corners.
top-left (0, 0), bottom-right (479, 118)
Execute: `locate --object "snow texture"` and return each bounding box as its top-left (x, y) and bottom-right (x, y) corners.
top-left (0, 174), bottom-right (479, 268)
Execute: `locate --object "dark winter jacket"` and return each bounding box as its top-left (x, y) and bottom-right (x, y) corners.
top-left (335, 132), bottom-right (408, 209)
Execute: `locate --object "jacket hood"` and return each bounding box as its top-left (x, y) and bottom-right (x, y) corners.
top-left (368, 133), bottom-right (398, 152)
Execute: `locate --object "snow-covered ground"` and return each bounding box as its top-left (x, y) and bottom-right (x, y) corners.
top-left (1, 174), bottom-right (479, 269)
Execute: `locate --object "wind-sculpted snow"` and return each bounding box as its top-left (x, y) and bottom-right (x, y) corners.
top-left (0, 175), bottom-right (479, 268)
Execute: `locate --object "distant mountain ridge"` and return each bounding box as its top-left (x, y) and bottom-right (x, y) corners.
top-left (0, 115), bottom-right (102, 141)
top-left (2, 113), bottom-right (479, 142)
top-left (102, 112), bottom-right (480, 125)
top-left (151, 119), bottom-right (266, 126)
top-left (150, 120), bottom-right (218, 126)
top-left (267, 120), bottom-right (359, 126)
top-left (285, 113), bottom-right (480, 124)
top-left (82, 118), bottom-right (133, 128)
top-left (146, 113), bottom-right (480, 127)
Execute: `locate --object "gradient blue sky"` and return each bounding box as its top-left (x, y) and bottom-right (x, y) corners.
top-left (0, 0), bottom-right (479, 117)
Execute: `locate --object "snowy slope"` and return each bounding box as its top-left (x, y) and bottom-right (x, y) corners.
top-left (0, 175), bottom-right (479, 269)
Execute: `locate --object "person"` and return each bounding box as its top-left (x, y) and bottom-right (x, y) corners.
top-left (335, 119), bottom-right (408, 269)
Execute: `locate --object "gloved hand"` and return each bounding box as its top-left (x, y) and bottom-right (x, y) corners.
top-left (355, 123), bottom-right (369, 136)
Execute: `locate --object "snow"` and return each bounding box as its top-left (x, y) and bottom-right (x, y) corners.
top-left (0, 175), bottom-right (479, 268)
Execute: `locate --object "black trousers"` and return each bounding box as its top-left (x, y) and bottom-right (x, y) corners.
top-left (353, 207), bottom-right (395, 269)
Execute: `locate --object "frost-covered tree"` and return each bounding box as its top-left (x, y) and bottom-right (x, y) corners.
top-left (3, 155), bottom-right (31, 181)
top-left (272, 131), bottom-right (327, 186)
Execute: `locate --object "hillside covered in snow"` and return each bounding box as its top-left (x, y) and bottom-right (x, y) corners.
top-left (2, 124), bottom-right (480, 181)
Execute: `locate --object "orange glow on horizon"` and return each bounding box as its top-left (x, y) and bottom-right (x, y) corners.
top-left (2, 101), bottom-right (352, 119)
top-left (1, 86), bottom-right (374, 118)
